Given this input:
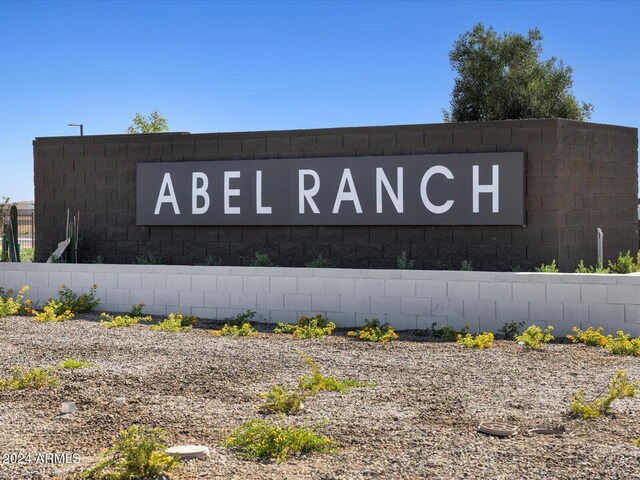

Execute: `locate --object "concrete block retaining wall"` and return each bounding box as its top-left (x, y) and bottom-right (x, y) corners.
top-left (1, 263), bottom-right (639, 337)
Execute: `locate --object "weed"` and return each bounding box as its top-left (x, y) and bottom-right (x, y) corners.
top-left (126, 303), bottom-right (147, 318)
top-left (274, 315), bottom-right (336, 339)
top-left (608, 251), bottom-right (640, 274)
top-left (575, 260), bottom-right (610, 274)
top-left (305, 254), bottom-right (330, 268)
top-left (151, 312), bottom-right (198, 332)
top-left (606, 331), bottom-right (640, 356)
top-left (348, 319), bottom-right (398, 343)
top-left (298, 353), bottom-right (371, 394)
top-left (456, 332), bottom-right (494, 349)
top-left (516, 325), bottom-right (554, 350)
top-left (511, 265), bottom-right (521, 272)
top-left (100, 313), bottom-right (149, 328)
top-left (431, 322), bottom-right (470, 342)
top-left (396, 251), bottom-right (414, 270)
top-left (81, 425), bottom-right (180, 479)
top-left (56, 358), bottom-right (95, 369)
top-left (258, 385), bottom-right (304, 414)
top-left (567, 326), bottom-right (609, 348)
top-left (199, 255), bottom-right (222, 266)
top-left (0, 367), bottom-right (59, 390)
top-left (535, 260), bottom-right (559, 273)
top-left (570, 370), bottom-right (639, 419)
top-left (633, 439), bottom-right (640, 447)
top-left (460, 260), bottom-right (473, 271)
top-left (34, 301), bottom-right (74, 322)
top-left (251, 253), bottom-right (276, 267)
top-left (212, 323), bottom-right (258, 337)
top-left (134, 252), bottom-right (163, 265)
top-left (43, 284), bottom-right (99, 314)
top-left (498, 321), bottom-right (525, 340)
top-left (20, 247), bottom-right (34, 263)
top-left (223, 419), bottom-right (335, 463)
top-left (0, 286), bottom-right (31, 317)
top-left (437, 260), bottom-right (454, 270)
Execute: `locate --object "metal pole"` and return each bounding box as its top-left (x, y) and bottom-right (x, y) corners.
top-left (597, 228), bottom-right (604, 267)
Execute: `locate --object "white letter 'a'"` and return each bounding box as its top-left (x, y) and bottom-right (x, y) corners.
top-left (192, 172), bottom-right (209, 214)
top-left (299, 170), bottom-right (320, 214)
top-left (420, 166), bottom-right (454, 214)
top-left (154, 173), bottom-right (180, 215)
top-left (333, 168), bottom-right (362, 214)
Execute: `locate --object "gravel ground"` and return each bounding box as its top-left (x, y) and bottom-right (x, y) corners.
top-left (1, 315), bottom-right (640, 480)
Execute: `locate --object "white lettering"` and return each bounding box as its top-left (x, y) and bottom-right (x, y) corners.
top-left (333, 168), bottom-right (362, 214)
top-left (473, 165), bottom-right (499, 213)
top-left (256, 170), bottom-right (272, 214)
top-left (298, 170), bottom-right (320, 214)
top-left (420, 166), bottom-right (454, 214)
top-left (192, 172), bottom-right (209, 214)
top-left (376, 167), bottom-right (403, 213)
top-left (154, 173), bottom-right (180, 215)
top-left (224, 171), bottom-right (241, 214)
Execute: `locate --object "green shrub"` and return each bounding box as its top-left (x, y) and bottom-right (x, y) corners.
top-left (151, 312), bottom-right (198, 332)
top-left (606, 330), bottom-right (640, 356)
top-left (212, 309), bottom-right (259, 336)
top-left (305, 254), bottom-right (330, 268)
top-left (396, 251), bottom-right (414, 270)
top-left (101, 304), bottom-right (152, 328)
top-left (20, 247), bottom-right (34, 263)
top-left (348, 319), bottom-right (398, 343)
top-left (0, 286), bottom-right (31, 317)
top-left (81, 425), bottom-right (180, 479)
top-left (56, 358), bottom-right (95, 369)
top-left (535, 260), bottom-right (559, 273)
top-left (575, 260), bottom-right (610, 274)
top-left (0, 367), bottom-right (59, 390)
top-left (134, 252), bottom-right (163, 265)
top-left (43, 284), bottom-right (99, 314)
top-left (258, 386), bottom-right (305, 414)
top-left (274, 315), bottom-right (336, 339)
top-left (431, 322), bottom-right (470, 342)
top-left (571, 370), bottom-right (639, 419)
top-left (456, 332), bottom-right (494, 349)
top-left (223, 419), bottom-right (335, 463)
top-left (33, 301), bottom-right (75, 322)
top-left (460, 260), bottom-right (473, 271)
top-left (516, 325), bottom-right (554, 350)
top-left (298, 353), bottom-right (371, 394)
top-left (498, 321), bottom-right (525, 340)
top-left (198, 255), bottom-right (222, 266)
top-left (251, 253), bottom-right (275, 267)
top-left (608, 251), bottom-right (640, 274)
top-left (633, 438), bottom-right (640, 447)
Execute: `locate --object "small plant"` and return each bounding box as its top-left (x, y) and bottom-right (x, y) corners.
top-left (126, 303), bottom-right (147, 318)
top-left (498, 321), bottom-right (525, 340)
top-left (305, 254), bottom-right (330, 268)
top-left (535, 260), bottom-right (559, 273)
top-left (56, 358), bottom-right (95, 369)
top-left (151, 312), bottom-right (198, 332)
top-left (606, 330), bottom-right (640, 356)
top-left (567, 326), bottom-right (609, 348)
top-left (348, 319), bottom-right (398, 343)
top-left (45, 284), bottom-right (99, 314)
top-left (251, 252), bottom-right (276, 267)
top-left (274, 315), bottom-right (336, 339)
top-left (223, 419), bottom-right (336, 463)
top-left (396, 251), bottom-right (414, 270)
top-left (212, 309), bottom-right (259, 336)
top-left (456, 332), bottom-right (494, 349)
top-left (608, 251), bottom-right (640, 274)
top-left (199, 255), bottom-right (222, 266)
top-left (0, 286), bottom-right (31, 317)
top-left (0, 367), bottom-right (59, 390)
top-left (100, 313), bottom-right (149, 328)
top-left (33, 301), bottom-right (75, 322)
top-left (431, 322), bottom-right (470, 342)
top-left (298, 353), bottom-right (371, 394)
top-left (258, 385), bottom-right (304, 414)
top-left (633, 439), bottom-right (640, 447)
top-left (437, 260), bottom-right (454, 270)
top-left (20, 247), bottom-right (34, 263)
top-left (511, 265), bottom-right (521, 272)
top-left (575, 260), bottom-right (610, 274)
top-left (81, 425), bottom-right (180, 479)
top-left (460, 260), bottom-right (473, 271)
top-left (134, 252), bottom-right (163, 265)
top-left (570, 370), bottom-right (639, 419)
top-left (516, 325), bottom-right (554, 350)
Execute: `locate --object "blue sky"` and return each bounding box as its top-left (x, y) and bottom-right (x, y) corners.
top-left (1, 0), bottom-right (638, 202)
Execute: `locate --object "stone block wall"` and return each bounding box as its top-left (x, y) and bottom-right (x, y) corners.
top-left (33, 119), bottom-right (638, 271)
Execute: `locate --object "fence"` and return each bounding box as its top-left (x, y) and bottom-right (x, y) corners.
top-left (0, 212), bottom-right (35, 251)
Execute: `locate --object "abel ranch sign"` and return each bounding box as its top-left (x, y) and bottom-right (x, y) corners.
top-left (136, 152), bottom-right (525, 226)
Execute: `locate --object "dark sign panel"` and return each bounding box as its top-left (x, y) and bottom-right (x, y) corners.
top-left (136, 152), bottom-right (525, 226)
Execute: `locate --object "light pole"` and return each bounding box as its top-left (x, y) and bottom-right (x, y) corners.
top-left (68, 123), bottom-right (84, 136)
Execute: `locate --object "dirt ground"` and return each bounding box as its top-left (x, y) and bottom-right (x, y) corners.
top-left (1, 315), bottom-right (640, 480)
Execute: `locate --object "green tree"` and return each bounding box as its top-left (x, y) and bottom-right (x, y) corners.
top-left (0, 197), bottom-right (10, 219)
top-left (126, 111), bottom-right (169, 134)
top-left (443, 23), bottom-right (593, 122)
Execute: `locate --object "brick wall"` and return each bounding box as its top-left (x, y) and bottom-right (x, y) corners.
top-left (33, 119), bottom-right (639, 271)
